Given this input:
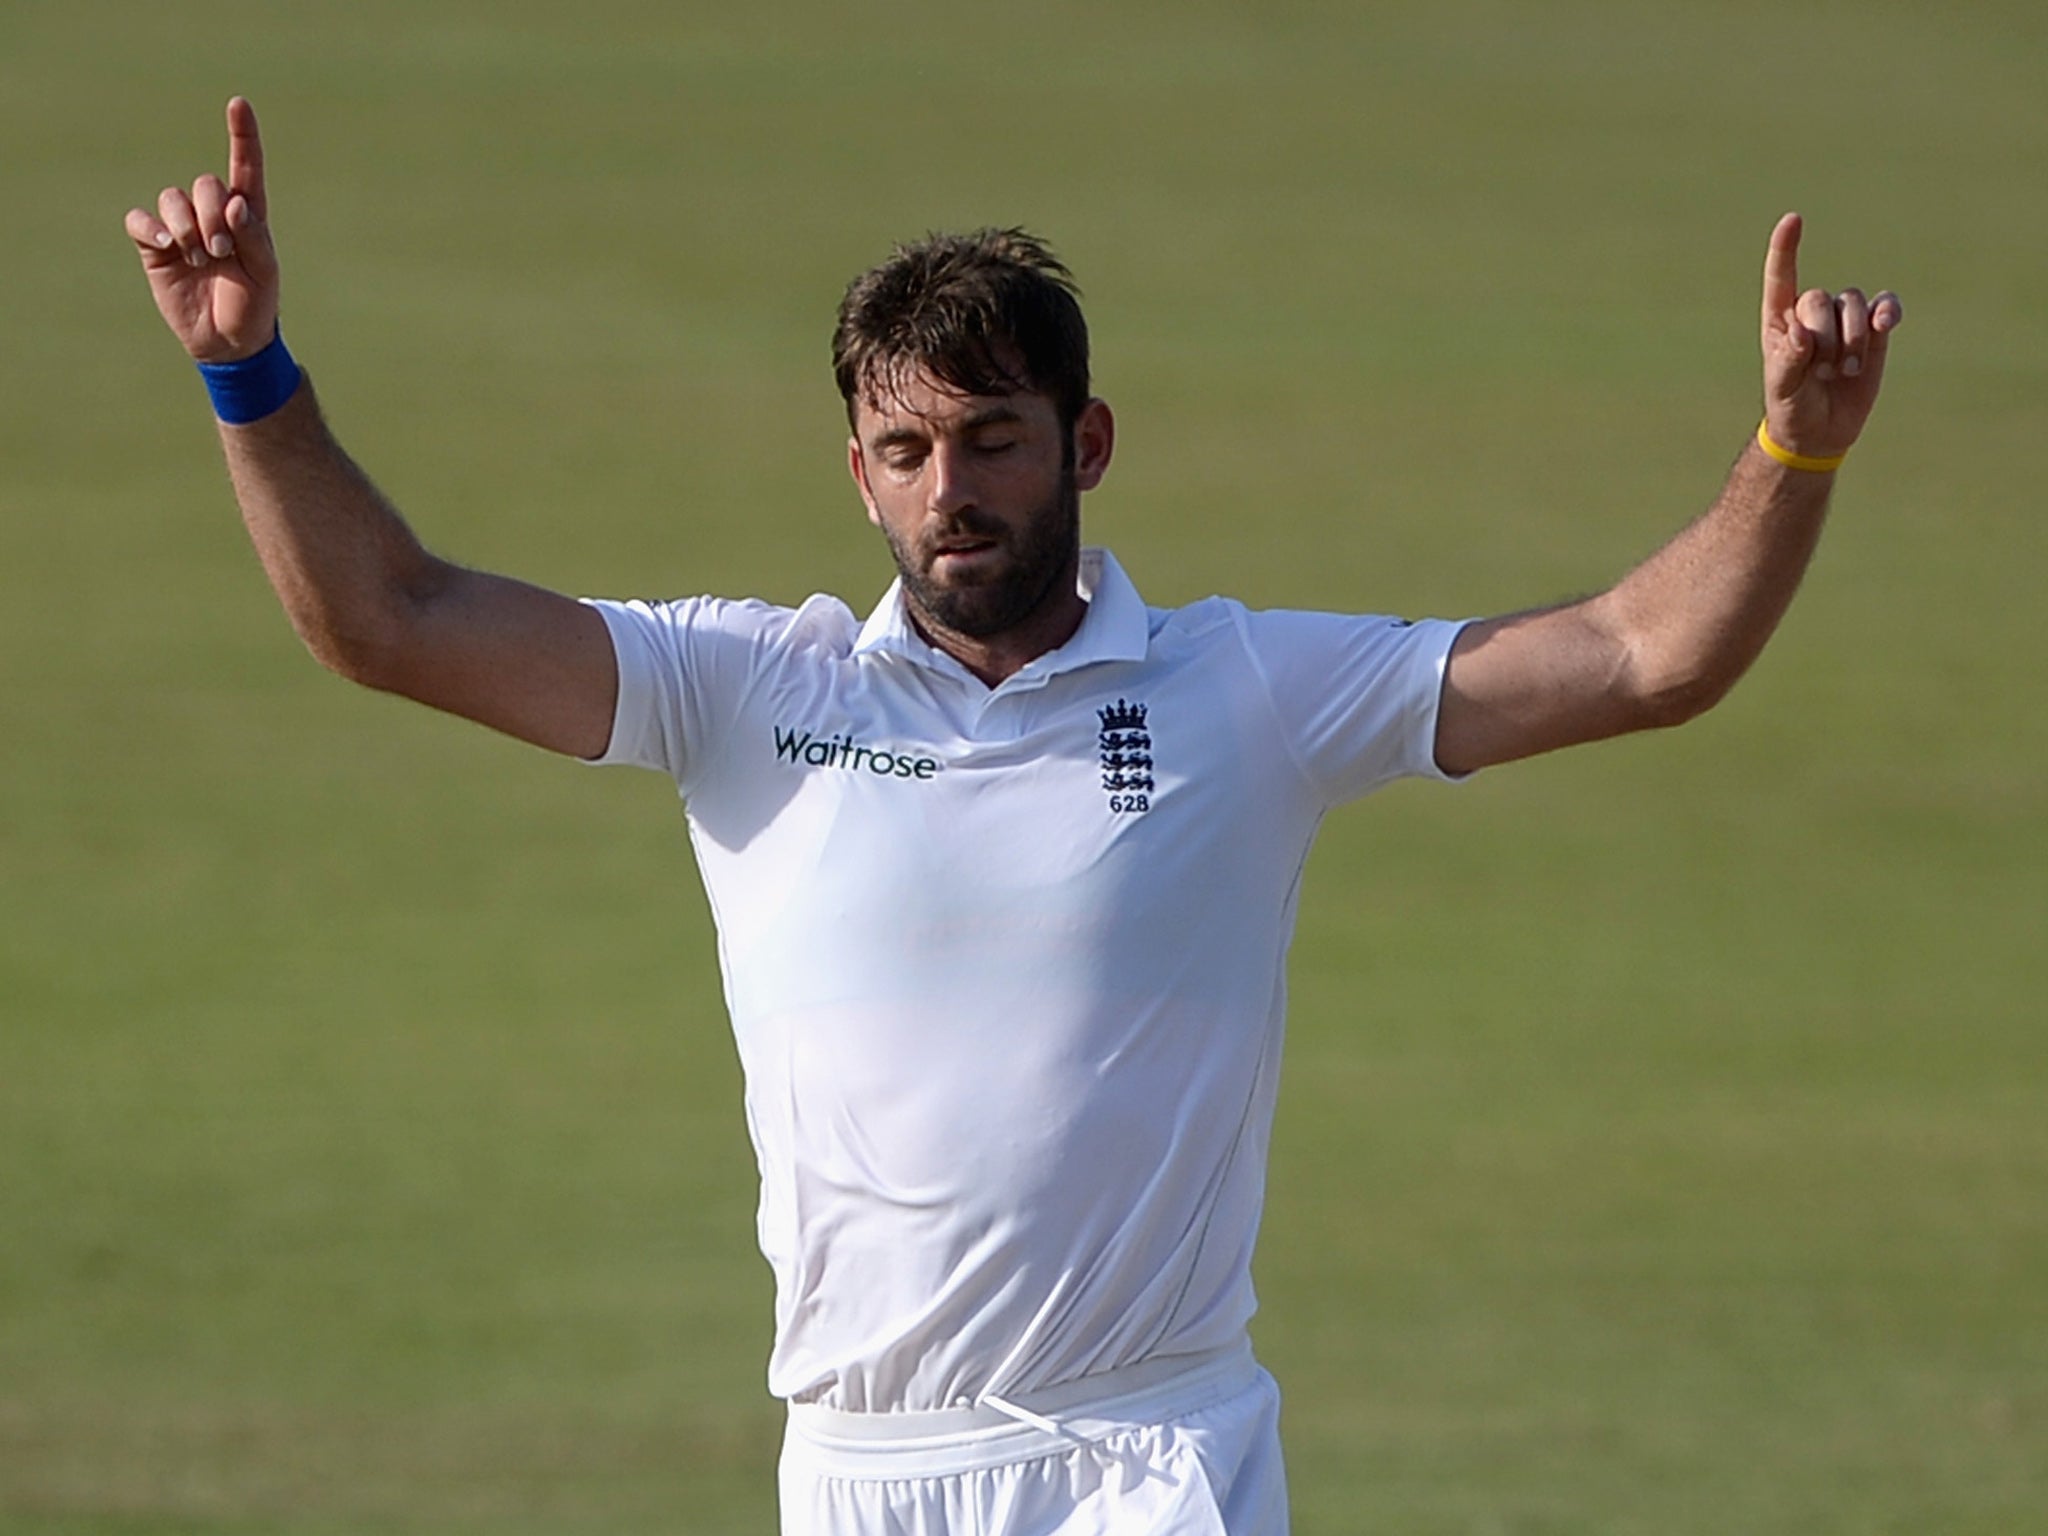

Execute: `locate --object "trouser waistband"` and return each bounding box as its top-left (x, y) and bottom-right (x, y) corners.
top-left (784, 1340), bottom-right (1258, 1478)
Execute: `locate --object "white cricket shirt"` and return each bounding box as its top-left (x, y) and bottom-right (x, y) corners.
top-left (588, 549), bottom-right (1464, 1413)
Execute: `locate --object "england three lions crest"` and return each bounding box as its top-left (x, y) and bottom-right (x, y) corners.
top-left (1098, 698), bottom-right (1153, 815)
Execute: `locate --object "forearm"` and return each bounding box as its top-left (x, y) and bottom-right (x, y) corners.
top-left (217, 373), bottom-right (451, 685)
top-left (1591, 439), bottom-right (1834, 724)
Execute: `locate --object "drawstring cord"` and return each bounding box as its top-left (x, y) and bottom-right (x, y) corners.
top-left (976, 1391), bottom-right (1069, 1438)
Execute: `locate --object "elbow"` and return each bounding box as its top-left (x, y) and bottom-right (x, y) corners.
top-left (1633, 678), bottom-right (1726, 732)
top-left (1601, 600), bottom-right (1755, 733)
top-left (292, 607), bottom-right (412, 693)
top-left (1622, 659), bottom-right (1740, 732)
top-left (283, 562), bottom-right (450, 694)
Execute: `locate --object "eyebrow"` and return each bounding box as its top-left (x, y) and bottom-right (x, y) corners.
top-left (958, 404), bottom-right (1026, 431)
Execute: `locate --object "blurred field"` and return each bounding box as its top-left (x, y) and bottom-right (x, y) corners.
top-left (3, 0), bottom-right (2043, 1530)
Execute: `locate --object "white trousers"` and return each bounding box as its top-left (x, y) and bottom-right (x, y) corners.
top-left (779, 1343), bottom-right (1288, 1535)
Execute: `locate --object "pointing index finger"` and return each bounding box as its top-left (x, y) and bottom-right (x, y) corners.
top-left (1763, 211), bottom-right (1802, 331)
top-left (226, 96), bottom-right (266, 221)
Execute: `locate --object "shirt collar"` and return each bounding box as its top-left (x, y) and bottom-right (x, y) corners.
top-left (853, 547), bottom-right (1151, 682)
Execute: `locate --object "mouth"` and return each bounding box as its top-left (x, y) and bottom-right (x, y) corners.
top-left (930, 536), bottom-right (1003, 573)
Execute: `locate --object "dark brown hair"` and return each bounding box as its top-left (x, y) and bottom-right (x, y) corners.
top-left (832, 228), bottom-right (1090, 431)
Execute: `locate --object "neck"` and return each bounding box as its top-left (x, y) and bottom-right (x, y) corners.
top-left (905, 560), bottom-right (1088, 687)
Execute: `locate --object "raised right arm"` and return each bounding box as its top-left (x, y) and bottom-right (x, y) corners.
top-left (125, 97), bottom-right (617, 759)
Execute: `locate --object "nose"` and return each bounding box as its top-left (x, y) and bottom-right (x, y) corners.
top-left (926, 438), bottom-right (975, 517)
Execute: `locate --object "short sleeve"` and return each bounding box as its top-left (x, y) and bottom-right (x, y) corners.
top-left (1232, 607), bottom-right (1471, 806)
top-left (581, 595), bottom-right (812, 790)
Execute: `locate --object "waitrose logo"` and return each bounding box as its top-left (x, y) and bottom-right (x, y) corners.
top-left (773, 726), bottom-right (945, 781)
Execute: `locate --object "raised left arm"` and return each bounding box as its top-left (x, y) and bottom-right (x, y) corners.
top-left (1434, 214), bottom-right (1902, 777)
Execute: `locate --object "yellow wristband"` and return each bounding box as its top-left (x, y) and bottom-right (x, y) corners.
top-left (1756, 421), bottom-right (1847, 473)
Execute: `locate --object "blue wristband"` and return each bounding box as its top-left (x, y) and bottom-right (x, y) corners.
top-left (198, 329), bottom-right (303, 425)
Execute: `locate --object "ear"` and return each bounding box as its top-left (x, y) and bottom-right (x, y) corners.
top-left (1071, 398), bottom-right (1115, 492)
top-left (847, 435), bottom-right (882, 527)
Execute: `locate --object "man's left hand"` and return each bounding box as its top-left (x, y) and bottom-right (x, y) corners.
top-left (1761, 212), bottom-right (1902, 461)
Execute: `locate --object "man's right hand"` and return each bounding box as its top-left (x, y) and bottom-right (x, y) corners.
top-left (125, 96), bottom-right (280, 362)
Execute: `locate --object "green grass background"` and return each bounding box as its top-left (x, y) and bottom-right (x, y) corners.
top-left (4, 0), bottom-right (2044, 1529)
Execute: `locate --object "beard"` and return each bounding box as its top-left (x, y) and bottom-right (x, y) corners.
top-left (884, 464), bottom-right (1081, 641)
